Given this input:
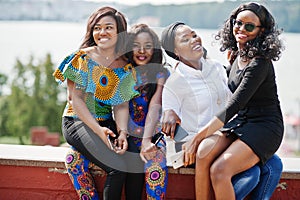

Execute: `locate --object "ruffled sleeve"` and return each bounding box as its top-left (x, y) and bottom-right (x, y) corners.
top-left (53, 50), bottom-right (88, 86)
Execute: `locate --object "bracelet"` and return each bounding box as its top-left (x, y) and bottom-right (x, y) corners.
top-left (118, 129), bottom-right (129, 137)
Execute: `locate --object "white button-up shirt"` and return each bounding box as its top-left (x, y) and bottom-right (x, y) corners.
top-left (162, 57), bottom-right (231, 141)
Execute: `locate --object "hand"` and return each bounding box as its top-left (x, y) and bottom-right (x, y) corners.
top-left (114, 131), bottom-right (128, 154)
top-left (162, 109), bottom-right (181, 139)
top-left (98, 126), bottom-right (116, 150)
top-left (140, 138), bottom-right (158, 163)
top-left (182, 139), bottom-right (198, 167)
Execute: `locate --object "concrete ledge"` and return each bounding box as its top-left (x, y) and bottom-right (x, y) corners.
top-left (0, 144), bottom-right (300, 199)
top-left (0, 144), bottom-right (300, 178)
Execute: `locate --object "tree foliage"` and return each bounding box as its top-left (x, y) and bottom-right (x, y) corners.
top-left (124, 1), bottom-right (300, 33)
top-left (0, 54), bottom-right (65, 142)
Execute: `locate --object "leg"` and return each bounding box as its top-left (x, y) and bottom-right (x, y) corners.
top-left (124, 136), bottom-right (146, 200)
top-left (195, 132), bottom-right (235, 200)
top-left (210, 139), bottom-right (260, 200)
top-left (65, 147), bottom-right (99, 200)
top-left (62, 117), bottom-right (127, 199)
top-left (232, 165), bottom-right (260, 200)
top-left (145, 139), bottom-right (168, 200)
top-left (103, 171), bottom-right (126, 200)
top-left (250, 154), bottom-right (283, 200)
top-left (125, 173), bottom-right (145, 200)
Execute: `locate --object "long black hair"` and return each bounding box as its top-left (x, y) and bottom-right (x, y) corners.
top-left (126, 24), bottom-right (168, 100)
top-left (215, 2), bottom-right (284, 62)
top-left (80, 6), bottom-right (128, 57)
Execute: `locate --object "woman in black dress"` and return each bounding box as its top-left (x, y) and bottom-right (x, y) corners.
top-left (181, 2), bottom-right (284, 199)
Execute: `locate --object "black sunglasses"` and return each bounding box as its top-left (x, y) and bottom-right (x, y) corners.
top-left (232, 19), bottom-right (262, 32)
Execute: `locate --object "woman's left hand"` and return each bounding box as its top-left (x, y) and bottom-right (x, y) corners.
top-left (182, 139), bottom-right (198, 167)
top-left (140, 138), bottom-right (158, 163)
top-left (115, 132), bottom-right (128, 154)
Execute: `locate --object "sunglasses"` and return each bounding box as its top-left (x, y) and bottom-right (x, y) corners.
top-left (232, 19), bottom-right (262, 32)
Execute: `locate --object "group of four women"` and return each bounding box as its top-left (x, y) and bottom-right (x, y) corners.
top-left (53, 2), bottom-right (284, 200)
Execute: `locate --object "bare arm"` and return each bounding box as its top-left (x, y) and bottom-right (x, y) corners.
top-left (113, 102), bottom-right (129, 154)
top-left (140, 78), bottom-right (165, 162)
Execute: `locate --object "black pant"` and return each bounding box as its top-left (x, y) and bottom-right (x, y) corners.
top-left (62, 117), bottom-right (144, 200)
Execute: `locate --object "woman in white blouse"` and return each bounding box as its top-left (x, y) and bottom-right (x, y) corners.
top-left (160, 22), bottom-right (282, 200)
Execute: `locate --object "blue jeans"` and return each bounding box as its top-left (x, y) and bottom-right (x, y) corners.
top-left (232, 154), bottom-right (283, 200)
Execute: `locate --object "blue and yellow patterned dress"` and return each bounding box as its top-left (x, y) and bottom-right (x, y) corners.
top-left (128, 68), bottom-right (168, 200)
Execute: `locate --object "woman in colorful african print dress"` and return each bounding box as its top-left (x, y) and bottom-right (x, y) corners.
top-left (125, 24), bottom-right (169, 200)
top-left (53, 6), bottom-right (142, 200)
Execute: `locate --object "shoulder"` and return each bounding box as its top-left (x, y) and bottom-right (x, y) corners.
top-left (164, 71), bottom-right (188, 90)
top-left (248, 57), bottom-right (273, 71)
top-left (205, 58), bottom-right (225, 70)
top-left (81, 47), bottom-right (94, 55)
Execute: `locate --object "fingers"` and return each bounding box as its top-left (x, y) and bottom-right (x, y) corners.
top-left (162, 109), bottom-right (181, 137)
top-left (170, 123), bottom-right (177, 139)
top-left (184, 151), bottom-right (189, 167)
top-left (144, 151), bottom-right (156, 160)
top-left (183, 152), bottom-right (195, 167)
top-left (183, 144), bottom-right (196, 167)
top-left (140, 145), bottom-right (157, 162)
top-left (115, 138), bottom-right (128, 154)
top-left (140, 153), bottom-right (148, 163)
top-left (104, 128), bottom-right (116, 138)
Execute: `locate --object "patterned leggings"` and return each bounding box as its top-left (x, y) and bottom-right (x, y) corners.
top-left (144, 139), bottom-right (168, 199)
top-left (65, 147), bottom-right (99, 200)
top-left (65, 139), bottom-right (168, 200)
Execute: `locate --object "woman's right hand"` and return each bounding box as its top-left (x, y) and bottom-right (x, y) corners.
top-left (96, 126), bottom-right (117, 150)
top-left (162, 109), bottom-right (181, 139)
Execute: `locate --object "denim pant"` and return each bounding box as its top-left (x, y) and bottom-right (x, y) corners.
top-left (232, 154), bottom-right (282, 200)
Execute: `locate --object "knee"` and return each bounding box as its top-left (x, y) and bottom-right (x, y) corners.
top-left (210, 161), bottom-right (229, 184)
top-left (195, 139), bottom-right (217, 168)
top-left (262, 154), bottom-right (283, 174)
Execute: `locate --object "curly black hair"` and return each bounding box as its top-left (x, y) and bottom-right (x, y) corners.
top-left (215, 2), bottom-right (284, 62)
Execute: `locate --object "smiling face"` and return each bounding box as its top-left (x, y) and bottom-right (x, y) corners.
top-left (233, 10), bottom-right (262, 49)
top-left (132, 32), bottom-right (154, 66)
top-left (92, 15), bottom-right (118, 50)
top-left (173, 25), bottom-right (204, 65)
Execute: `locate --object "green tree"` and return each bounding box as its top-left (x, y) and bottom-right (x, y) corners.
top-left (0, 73), bottom-right (7, 96)
top-left (2, 54), bottom-right (65, 143)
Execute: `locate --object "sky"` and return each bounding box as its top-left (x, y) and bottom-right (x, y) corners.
top-left (88, 0), bottom-right (223, 6)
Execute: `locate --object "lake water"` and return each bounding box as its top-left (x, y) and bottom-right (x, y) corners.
top-left (1, 21), bottom-right (300, 116)
top-left (1, 21), bottom-right (300, 157)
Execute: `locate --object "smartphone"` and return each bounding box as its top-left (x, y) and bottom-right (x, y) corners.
top-left (151, 132), bottom-right (164, 146)
top-left (169, 150), bottom-right (184, 169)
top-left (173, 124), bottom-right (188, 142)
top-left (107, 135), bottom-right (117, 150)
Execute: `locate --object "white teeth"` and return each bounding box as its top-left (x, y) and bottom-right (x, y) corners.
top-left (99, 38), bottom-right (109, 42)
top-left (193, 45), bottom-right (202, 51)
